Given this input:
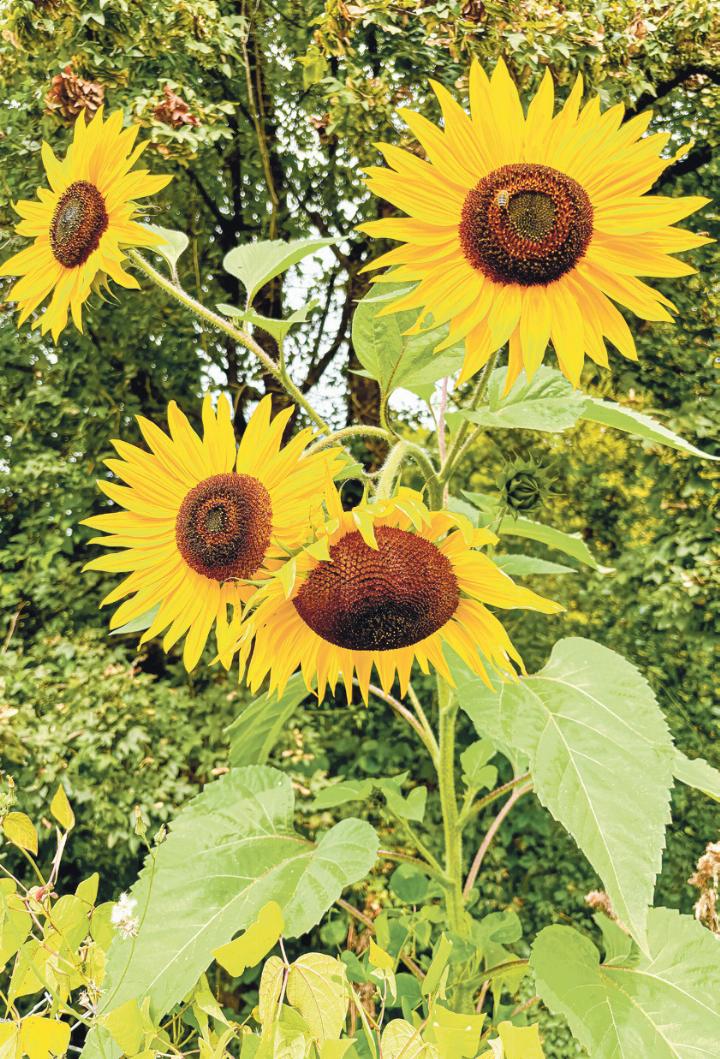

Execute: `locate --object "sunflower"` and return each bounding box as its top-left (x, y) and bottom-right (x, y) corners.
top-left (359, 60), bottom-right (710, 388)
top-left (82, 395), bottom-right (344, 672)
top-left (0, 108), bottom-right (171, 340)
top-left (234, 486), bottom-right (562, 702)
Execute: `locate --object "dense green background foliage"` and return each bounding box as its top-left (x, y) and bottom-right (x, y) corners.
top-left (1, 1), bottom-right (718, 1053)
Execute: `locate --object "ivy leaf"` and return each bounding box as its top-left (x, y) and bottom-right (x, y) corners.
top-left (90, 766), bottom-right (377, 1031)
top-left (227, 674), bottom-right (310, 768)
top-left (531, 908), bottom-right (720, 1058)
top-left (673, 750), bottom-right (720, 801)
top-left (448, 366), bottom-right (587, 433)
top-left (223, 237), bottom-right (334, 305)
top-left (452, 638), bottom-right (675, 949)
top-left (581, 397), bottom-right (720, 460)
top-left (498, 515), bottom-right (612, 572)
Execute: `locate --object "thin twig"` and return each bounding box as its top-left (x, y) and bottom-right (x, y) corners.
top-left (336, 898), bottom-right (424, 979)
top-left (463, 783), bottom-right (532, 897)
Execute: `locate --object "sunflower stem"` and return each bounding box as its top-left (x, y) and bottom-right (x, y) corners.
top-left (436, 677), bottom-right (467, 941)
top-left (127, 250), bottom-right (329, 434)
top-left (375, 440), bottom-right (410, 499)
top-left (306, 424), bottom-right (392, 455)
top-left (440, 350), bottom-right (500, 485)
top-left (375, 439), bottom-right (441, 502)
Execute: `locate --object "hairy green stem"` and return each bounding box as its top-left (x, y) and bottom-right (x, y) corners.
top-left (307, 424), bottom-right (392, 454)
top-left (375, 440), bottom-right (411, 499)
top-left (437, 678), bottom-right (466, 938)
top-left (363, 681), bottom-right (438, 767)
top-left (128, 250), bottom-right (329, 433)
top-left (457, 772), bottom-right (532, 830)
top-left (440, 349), bottom-right (500, 484)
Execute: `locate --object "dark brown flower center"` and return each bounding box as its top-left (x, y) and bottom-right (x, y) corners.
top-left (175, 473), bottom-right (272, 582)
top-left (459, 163), bottom-right (593, 285)
top-left (50, 180), bottom-right (109, 268)
top-left (293, 525), bottom-right (460, 651)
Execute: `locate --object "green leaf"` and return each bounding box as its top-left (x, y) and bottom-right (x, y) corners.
top-left (2, 812), bottom-right (38, 854)
top-left (144, 225), bottom-right (190, 271)
top-left (498, 515), bottom-right (612, 572)
top-left (390, 864), bottom-right (430, 904)
top-left (351, 285), bottom-right (460, 398)
top-left (0, 882), bottom-right (32, 969)
top-left (216, 300), bottom-right (318, 341)
top-left (492, 554), bottom-right (576, 576)
top-left (422, 935), bottom-right (453, 997)
top-left (286, 953), bottom-right (349, 1044)
top-left (460, 739), bottom-right (497, 791)
top-left (109, 603), bottom-right (160, 636)
top-left (381, 1020), bottom-right (438, 1058)
top-left (448, 366), bottom-right (587, 433)
top-left (227, 674), bottom-right (310, 767)
top-left (312, 779), bottom-right (374, 810)
top-left (94, 766), bottom-right (377, 1024)
top-left (582, 397), bottom-right (720, 460)
top-left (452, 638), bottom-right (675, 948)
top-left (223, 237), bottom-right (335, 305)
top-left (531, 908), bottom-right (720, 1058)
top-left (376, 778), bottom-right (427, 823)
top-left (673, 750), bottom-right (720, 801)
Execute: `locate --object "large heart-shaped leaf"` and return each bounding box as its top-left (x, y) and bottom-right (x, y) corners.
top-left (94, 767), bottom-right (377, 1021)
top-left (452, 638), bottom-right (675, 948)
top-left (223, 237), bottom-right (334, 304)
top-left (531, 908), bottom-right (720, 1058)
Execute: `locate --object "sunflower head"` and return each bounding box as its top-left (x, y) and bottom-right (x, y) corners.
top-left (0, 107), bottom-right (172, 340)
top-left (82, 395), bottom-right (344, 672)
top-left (234, 486), bottom-right (563, 703)
top-left (359, 59), bottom-right (710, 390)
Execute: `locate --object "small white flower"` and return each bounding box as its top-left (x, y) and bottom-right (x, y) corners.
top-left (111, 892), bottom-right (140, 938)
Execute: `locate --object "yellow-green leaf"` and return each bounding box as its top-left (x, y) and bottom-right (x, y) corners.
top-left (498, 1021), bottom-right (545, 1058)
top-left (19, 1016), bottom-right (70, 1059)
top-left (368, 939), bottom-right (394, 972)
top-left (286, 952), bottom-right (348, 1043)
top-left (76, 873), bottom-right (99, 907)
top-left (2, 812), bottom-right (38, 855)
top-left (1, 885), bottom-right (32, 969)
top-left (319, 1043), bottom-right (355, 1059)
top-left (381, 1019), bottom-right (438, 1058)
top-left (102, 998), bottom-right (150, 1056)
top-left (49, 785), bottom-right (75, 831)
top-left (258, 954), bottom-right (286, 1027)
top-left (0, 1021), bottom-right (19, 1059)
top-left (424, 1005), bottom-right (485, 1058)
top-left (213, 901), bottom-right (284, 977)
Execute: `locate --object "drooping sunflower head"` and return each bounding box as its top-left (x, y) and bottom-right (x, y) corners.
top-left (0, 108), bottom-right (172, 340)
top-left (233, 486), bottom-right (563, 702)
top-left (359, 59), bottom-right (711, 388)
top-left (82, 395), bottom-right (344, 671)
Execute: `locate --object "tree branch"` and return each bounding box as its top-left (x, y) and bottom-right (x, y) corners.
top-left (625, 63), bottom-right (720, 118)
